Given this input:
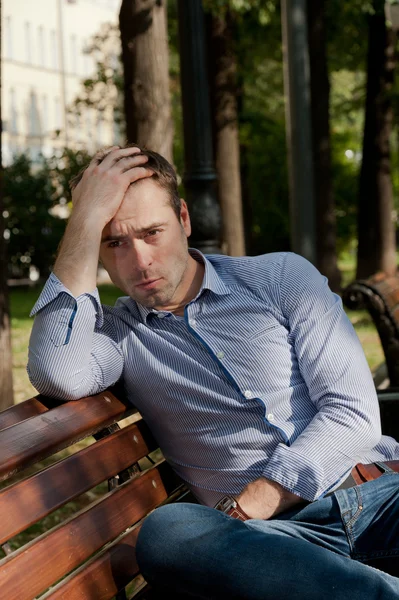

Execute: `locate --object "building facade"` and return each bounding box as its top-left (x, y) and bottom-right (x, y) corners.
top-left (1, 0), bottom-right (122, 166)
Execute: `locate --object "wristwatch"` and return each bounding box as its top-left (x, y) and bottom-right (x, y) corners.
top-left (214, 496), bottom-right (251, 521)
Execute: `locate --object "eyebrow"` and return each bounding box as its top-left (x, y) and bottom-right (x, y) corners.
top-left (101, 222), bottom-right (167, 243)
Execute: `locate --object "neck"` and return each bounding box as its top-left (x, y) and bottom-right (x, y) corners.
top-left (170, 256), bottom-right (205, 316)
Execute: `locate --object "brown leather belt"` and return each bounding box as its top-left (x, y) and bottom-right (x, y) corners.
top-left (350, 460), bottom-right (399, 484)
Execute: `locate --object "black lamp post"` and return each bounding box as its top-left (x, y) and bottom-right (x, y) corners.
top-left (177, 0), bottom-right (221, 254)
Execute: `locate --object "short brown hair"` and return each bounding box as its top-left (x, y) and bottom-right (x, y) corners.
top-left (69, 143), bottom-right (181, 219)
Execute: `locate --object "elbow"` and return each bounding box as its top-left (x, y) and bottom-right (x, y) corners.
top-left (27, 361), bottom-right (89, 402)
top-left (370, 418), bottom-right (382, 448)
top-left (360, 412), bottom-right (382, 451)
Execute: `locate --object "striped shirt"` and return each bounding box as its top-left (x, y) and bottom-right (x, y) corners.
top-left (28, 250), bottom-right (399, 506)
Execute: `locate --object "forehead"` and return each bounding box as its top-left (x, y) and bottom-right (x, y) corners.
top-left (113, 179), bottom-right (172, 223)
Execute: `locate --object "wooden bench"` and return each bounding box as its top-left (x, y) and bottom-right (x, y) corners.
top-left (343, 272), bottom-right (399, 438)
top-left (0, 388), bottom-right (190, 600)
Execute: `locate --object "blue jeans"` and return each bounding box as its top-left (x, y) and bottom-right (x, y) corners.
top-left (136, 472), bottom-right (399, 599)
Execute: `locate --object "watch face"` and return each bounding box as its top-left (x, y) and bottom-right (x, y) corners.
top-left (215, 496), bottom-right (237, 512)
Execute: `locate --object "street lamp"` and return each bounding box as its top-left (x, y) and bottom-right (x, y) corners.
top-left (177, 0), bottom-right (222, 254)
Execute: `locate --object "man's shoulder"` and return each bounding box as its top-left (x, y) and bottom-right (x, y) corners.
top-left (205, 251), bottom-right (302, 289)
top-left (100, 297), bottom-right (142, 325)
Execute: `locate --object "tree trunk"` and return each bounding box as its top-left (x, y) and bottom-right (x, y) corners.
top-left (119, 0), bottom-right (173, 162)
top-left (206, 9), bottom-right (245, 256)
top-left (356, 3), bottom-right (397, 279)
top-left (307, 0), bottom-right (341, 292)
top-left (0, 1), bottom-right (15, 410)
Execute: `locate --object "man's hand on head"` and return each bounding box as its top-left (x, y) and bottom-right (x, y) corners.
top-left (71, 146), bottom-right (153, 228)
top-left (236, 477), bottom-right (305, 520)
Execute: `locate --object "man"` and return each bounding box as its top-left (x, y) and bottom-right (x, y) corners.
top-left (28, 145), bottom-right (399, 599)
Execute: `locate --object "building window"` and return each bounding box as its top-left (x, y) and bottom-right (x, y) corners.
top-left (51, 30), bottom-right (58, 70)
top-left (42, 95), bottom-right (48, 133)
top-left (70, 34), bottom-right (78, 74)
top-left (38, 26), bottom-right (46, 67)
top-left (28, 91), bottom-right (41, 136)
top-left (9, 89), bottom-right (17, 134)
top-left (25, 22), bottom-right (33, 64)
top-left (5, 16), bottom-right (13, 59)
top-left (54, 97), bottom-right (62, 131)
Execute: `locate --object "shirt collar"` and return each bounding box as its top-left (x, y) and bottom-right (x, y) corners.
top-left (136, 248), bottom-right (230, 323)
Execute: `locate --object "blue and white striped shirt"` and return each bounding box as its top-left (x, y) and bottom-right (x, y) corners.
top-left (28, 250), bottom-right (399, 506)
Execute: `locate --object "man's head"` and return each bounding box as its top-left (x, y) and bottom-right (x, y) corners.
top-left (70, 144), bottom-right (203, 313)
top-left (70, 143), bottom-right (181, 220)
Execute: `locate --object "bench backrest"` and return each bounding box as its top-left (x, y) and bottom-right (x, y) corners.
top-left (0, 391), bottom-right (186, 600)
top-left (343, 273), bottom-right (399, 387)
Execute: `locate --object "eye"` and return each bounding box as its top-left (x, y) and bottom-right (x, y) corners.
top-left (108, 240), bottom-right (122, 248)
top-left (145, 229), bottom-right (161, 238)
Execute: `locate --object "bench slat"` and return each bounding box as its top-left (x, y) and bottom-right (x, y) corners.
top-left (0, 397), bottom-right (49, 431)
top-left (41, 525), bottom-right (142, 600)
top-left (0, 420), bottom-right (158, 545)
top-left (0, 463), bottom-right (181, 600)
top-left (42, 488), bottom-right (189, 600)
top-left (0, 392), bottom-right (133, 481)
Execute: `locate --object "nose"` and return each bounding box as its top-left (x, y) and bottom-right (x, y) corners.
top-left (131, 240), bottom-right (153, 272)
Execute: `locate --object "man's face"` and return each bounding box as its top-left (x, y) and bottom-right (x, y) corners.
top-left (99, 179), bottom-right (192, 310)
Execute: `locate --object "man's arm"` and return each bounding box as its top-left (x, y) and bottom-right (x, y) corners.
top-left (28, 147), bottom-right (153, 400)
top-left (238, 253), bottom-right (381, 518)
top-left (53, 146), bottom-right (151, 295)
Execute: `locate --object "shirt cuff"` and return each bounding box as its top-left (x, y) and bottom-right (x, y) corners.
top-left (30, 272), bottom-right (104, 328)
top-left (262, 443), bottom-right (325, 501)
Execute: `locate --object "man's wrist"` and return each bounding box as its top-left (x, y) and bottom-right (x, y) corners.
top-left (214, 496), bottom-right (251, 521)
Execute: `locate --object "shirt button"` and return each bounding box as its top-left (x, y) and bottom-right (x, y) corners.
top-left (157, 313), bottom-right (165, 319)
top-left (189, 318), bottom-right (196, 327)
top-left (267, 413), bottom-right (274, 422)
top-left (216, 351), bottom-right (225, 359)
top-left (244, 390), bottom-right (253, 399)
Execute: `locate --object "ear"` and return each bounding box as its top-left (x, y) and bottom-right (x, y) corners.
top-left (179, 199), bottom-right (191, 237)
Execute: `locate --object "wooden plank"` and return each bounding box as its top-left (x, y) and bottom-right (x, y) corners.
top-left (0, 420), bottom-right (158, 545)
top-left (0, 463), bottom-right (182, 600)
top-left (0, 391), bottom-right (134, 481)
top-left (0, 397), bottom-right (49, 431)
top-left (42, 487), bottom-right (188, 600)
top-left (41, 525), bottom-right (142, 600)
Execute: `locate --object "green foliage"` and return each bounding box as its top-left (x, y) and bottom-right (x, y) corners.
top-left (3, 150), bottom-right (91, 279)
top-left (241, 115), bottom-right (290, 254)
top-left (3, 155), bottom-right (62, 278)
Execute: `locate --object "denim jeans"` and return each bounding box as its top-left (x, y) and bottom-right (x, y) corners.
top-left (136, 472), bottom-right (399, 599)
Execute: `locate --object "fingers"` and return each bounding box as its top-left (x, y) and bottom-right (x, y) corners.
top-left (119, 153), bottom-right (149, 172)
top-left (124, 166), bottom-right (154, 184)
top-left (88, 145), bottom-right (119, 167)
top-left (100, 146), bottom-right (142, 170)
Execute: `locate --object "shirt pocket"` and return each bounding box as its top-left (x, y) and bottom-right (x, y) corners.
top-left (243, 319), bottom-right (282, 341)
top-left (49, 306), bottom-right (76, 347)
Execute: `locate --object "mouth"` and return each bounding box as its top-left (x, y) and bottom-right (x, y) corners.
top-left (135, 278), bottom-right (162, 291)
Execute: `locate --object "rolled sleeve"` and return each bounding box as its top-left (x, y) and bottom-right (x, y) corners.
top-left (30, 272), bottom-right (104, 329)
top-left (28, 273), bottom-right (123, 400)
